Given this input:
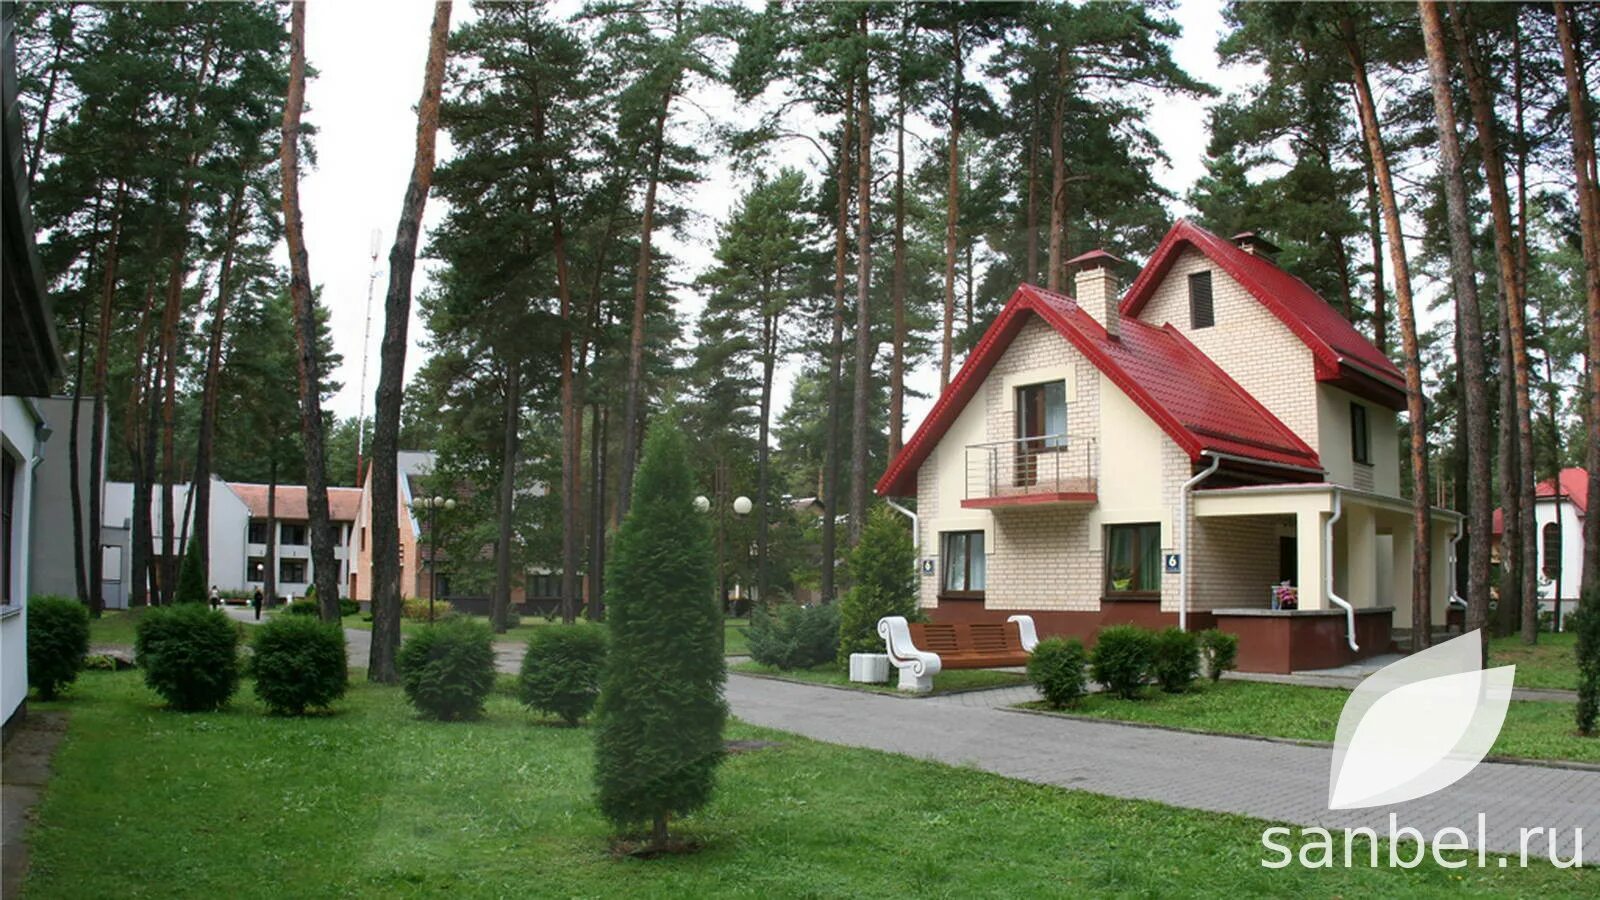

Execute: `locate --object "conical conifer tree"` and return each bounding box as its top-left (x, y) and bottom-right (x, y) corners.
top-left (594, 421), bottom-right (726, 849)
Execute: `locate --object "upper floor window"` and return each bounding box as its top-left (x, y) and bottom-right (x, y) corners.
top-left (1350, 402), bottom-right (1371, 465)
top-left (1, 451), bottom-right (15, 608)
top-left (280, 523), bottom-right (308, 546)
top-left (279, 558), bottom-right (307, 584)
top-left (1016, 380), bottom-right (1068, 448)
top-left (1542, 522), bottom-right (1562, 580)
top-left (941, 531), bottom-right (986, 597)
top-left (247, 520), bottom-right (269, 544)
top-left (1188, 271), bottom-right (1214, 329)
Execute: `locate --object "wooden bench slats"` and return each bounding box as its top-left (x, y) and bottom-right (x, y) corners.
top-left (906, 621), bottom-right (1028, 669)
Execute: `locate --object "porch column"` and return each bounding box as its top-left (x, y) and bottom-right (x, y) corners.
top-left (1429, 519), bottom-right (1456, 628)
top-left (1296, 508), bottom-right (1327, 610)
top-left (1390, 520), bottom-right (1415, 624)
top-left (1346, 504), bottom-right (1378, 609)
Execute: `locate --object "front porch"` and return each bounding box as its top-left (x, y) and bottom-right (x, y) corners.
top-left (1192, 483), bottom-right (1464, 674)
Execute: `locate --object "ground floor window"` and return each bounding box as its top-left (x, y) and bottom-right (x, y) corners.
top-left (248, 557), bottom-right (266, 581)
top-left (279, 559), bottom-right (307, 583)
top-left (1105, 523), bottom-right (1161, 597)
top-left (941, 531), bottom-right (985, 597)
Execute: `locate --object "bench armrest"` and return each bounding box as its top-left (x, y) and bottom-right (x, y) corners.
top-left (1006, 615), bottom-right (1039, 653)
top-left (877, 616), bottom-right (942, 677)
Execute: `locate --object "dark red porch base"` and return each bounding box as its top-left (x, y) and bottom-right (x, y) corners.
top-left (928, 599), bottom-right (1393, 675)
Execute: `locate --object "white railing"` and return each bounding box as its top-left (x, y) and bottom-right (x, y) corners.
top-left (964, 434), bottom-right (1096, 502)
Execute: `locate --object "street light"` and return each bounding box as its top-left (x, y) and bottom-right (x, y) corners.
top-left (412, 495), bottom-right (457, 623)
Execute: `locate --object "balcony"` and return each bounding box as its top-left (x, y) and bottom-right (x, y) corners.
top-left (962, 435), bottom-right (1097, 509)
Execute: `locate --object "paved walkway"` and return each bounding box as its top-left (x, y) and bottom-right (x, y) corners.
top-left (2, 710), bottom-right (68, 898)
top-left (724, 674), bottom-right (1600, 861)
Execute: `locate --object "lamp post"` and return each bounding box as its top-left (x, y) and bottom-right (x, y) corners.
top-left (412, 495), bottom-right (456, 623)
top-left (696, 492), bottom-right (751, 650)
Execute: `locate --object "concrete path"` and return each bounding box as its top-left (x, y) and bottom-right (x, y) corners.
top-left (724, 673), bottom-right (1600, 861)
top-left (2, 711), bottom-right (68, 898)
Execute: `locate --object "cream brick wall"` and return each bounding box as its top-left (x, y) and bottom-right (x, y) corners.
top-left (1136, 247), bottom-right (1320, 449)
top-left (1185, 515), bottom-right (1289, 611)
top-left (981, 318), bottom-right (1100, 447)
top-left (987, 505), bottom-right (1101, 611)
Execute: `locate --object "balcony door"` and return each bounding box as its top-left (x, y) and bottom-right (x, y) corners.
top-left (1014, 380), bottom-right (1066, 487)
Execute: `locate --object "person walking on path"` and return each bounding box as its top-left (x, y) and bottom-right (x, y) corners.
top-left (209, 586), bottom-right (220, 609)
top-left (252, 587), bottom-right (263, 621)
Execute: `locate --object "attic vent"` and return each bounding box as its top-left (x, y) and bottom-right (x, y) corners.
top-left (1188, 271), bottom-right (1214, 329)
top-left (1231, 231), bottom-right (1282, 259)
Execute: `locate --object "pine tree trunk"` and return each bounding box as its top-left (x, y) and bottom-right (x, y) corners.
top-left (1497, 300), bottom-right (1523, 637)
top-left (616, 92), bottom-right (672, 525)
top-left (266, 457), bottom-right (278, 605)
top-left (1046, 48), bottom-right (1068, 293)
top-left (850, 20), bottom-right (872, 548)
top-left (493, 356), bottom-right (520, 633)
top-left (87, 181), bottom-right (126, 617)
top-left (370, 0), bottom-right (453, 682)
top-left (282, 3), bottom-right (344, 622)
top-left (1554, 1), bottom-right (1600, 600)
top-left (940, 24), bottom-right (961, 391)
top-left (757, 305), bottom-right (776, 604)
top-left (820, 79), bottom-right (853, 605)
top-left (890, 66), bottom-right (907, 452)
top-left (125, 277), bottom-right (160, 608)
top-left (1026, 97), bottom-right (1041, 288)
top-left (1361, 150), bottom-right (1387, 353)
top-left (193, 178), bottom-right (246, 591)
top-left (1420, 0), bottom-right (1491, 648)
top-left (24, 6), bottom-right (73, 191)
top-left (68, 294), bottom-right (89, 605)
top-left (587, 404), bottom-right (608, 620)
top-left (1343, 17), bottom-right (1432, 649)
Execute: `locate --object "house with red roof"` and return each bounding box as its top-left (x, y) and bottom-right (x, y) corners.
top-left (876, 220), bottom-right (1463, 674)
top-left (1493, 466), bottom-right (1588, 627)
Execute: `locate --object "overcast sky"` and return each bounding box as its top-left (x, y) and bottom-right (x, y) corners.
top-left (298, 0), bottom-right (1258, 442)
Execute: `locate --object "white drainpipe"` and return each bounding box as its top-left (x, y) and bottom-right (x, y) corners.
top-left (1448, 525), bottom-right (1467, 609)
top-left (1179, 453), bottom-right (1223, 632)
top-left (885, 498), bottom-right (919, 555)
top-left (1324, 488), bottom-right (1359, 652)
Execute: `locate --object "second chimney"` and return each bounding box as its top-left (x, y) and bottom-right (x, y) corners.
top-left (1066, 249), bottom-right (1125, 338)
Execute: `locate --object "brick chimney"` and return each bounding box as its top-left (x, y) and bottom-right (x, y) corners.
top-left (1066, 249), bottom-right (1125, 338)
top-left (1231, 231), bottom-right (1282, 260)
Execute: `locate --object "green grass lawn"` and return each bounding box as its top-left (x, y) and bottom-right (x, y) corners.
top-left (337, 612), bottom-right (554, 643)
top-left (1018, 679), bottom-right (1600, 765)
top-left (732, 659), bottom-right (1027, 695)
top-left (24, 671), bottom-right (1595, 897)
top-left (86, 608), bottom-right (147, 646)
top-left (722, 619), bottom-right (750, 656)
top-left (1490, 630), bottom-right (1579, 691)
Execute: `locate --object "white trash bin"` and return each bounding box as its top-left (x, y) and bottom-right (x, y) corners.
top-left (848, 652), bottom-right (890, 684)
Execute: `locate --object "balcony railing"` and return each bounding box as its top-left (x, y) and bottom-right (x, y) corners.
top-left (963, 434), bottom-right (1097, 508)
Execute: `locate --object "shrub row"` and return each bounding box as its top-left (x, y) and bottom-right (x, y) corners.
top-left (1027, 624), bottom-right (1239, 707)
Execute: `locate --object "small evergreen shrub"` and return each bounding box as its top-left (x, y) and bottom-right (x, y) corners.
top-left (1091, 624), bottom-right (1154, 700)
top-left (748, 602), bottom-right (840, 670)
top-left (285, 599), bottom-right (320, 616)
top-left (174, 540), bottom-right (206, 605)
top-left (249, 615), bottom-right (348, 715)
top-left (1574, 596), bottom-right (1600, 736)
top-left (1151, 627), bottom-right (1200, 693)
top-left (1027, 637), bottom-right (1088, 709)
top-left (397, 618), bottom-right (496, 720)
top-left (401, 596), bottom-right (454, 622)
top-left (1199, 629), bottom-right (1239, 683)
top-left (519, 624), bottom-right (607, 725)
top-left (134, 604), bottom-right (241, 711)
top-left (339, 597), bottom-right (360, 617)
top-left (27, 596), bottom-right (89, 700)
top-left (836, 505), bottom-right (918, 665)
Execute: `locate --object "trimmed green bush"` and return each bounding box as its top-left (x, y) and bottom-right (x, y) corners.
top-left (519, 624), bottom-right (607, 725)
top-left (1091, 624), bottom-right (1154, 700)
top-left (1575, 596), bottom-right (1600, 736)
top-left (285, 599), bottom-right (320, 616)
top-left (27, 596), bottom-right (89, 700)
top-left (134, 604), bottom-right (241, 711)
top-left (339, 597), bottom-right (360, 617)
top-left (401, 596), bottom-right (454, 622)
top-left (249, 615), bottom-right (348, 715)
top-left (1027, 637), bottom-right (1089, 709)
top-left (1151, 627), bottom-right (1200, 693)
top-left (749, 602), bottom-right (840, 670)
top-left (836, 505), bottom-right (918, 665)
top-left (397, 618), bottom-right (496, 720)
top-left (594, 422), bottom-right (726, 847)
top-left (1200, 629), bottom-right (1239, 683)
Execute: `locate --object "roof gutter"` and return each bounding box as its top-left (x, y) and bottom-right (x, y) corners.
top-left (1324, 487), bottom-right (1359, 653)
top-left (1179, 453), bottom-right (1223, 632)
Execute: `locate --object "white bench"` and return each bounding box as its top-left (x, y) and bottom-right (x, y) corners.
top-left (877, 614), bottom-right (1040, 693)
top-left (877, 616), bottom-right (941, 693)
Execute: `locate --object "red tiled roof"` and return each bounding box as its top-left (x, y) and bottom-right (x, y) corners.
top-left (228, 483), bottom-right (363, 522)
top-left (875, 284), bottom-right (1322, 497)
top-left (1121, 220), bottom-right (1406, 403)
top-left (1492, 467), bottom-right (1589, 534)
